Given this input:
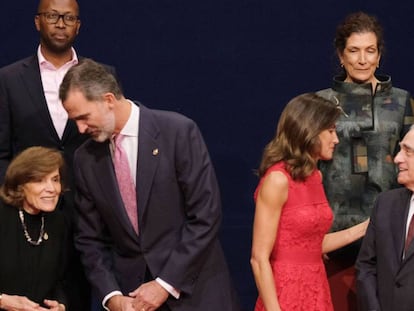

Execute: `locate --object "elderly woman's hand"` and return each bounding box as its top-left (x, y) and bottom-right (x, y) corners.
top-left (0, 293), bottom-right (40, 310)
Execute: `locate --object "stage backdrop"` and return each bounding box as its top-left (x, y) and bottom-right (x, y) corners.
top-left (1, 1), bottom-right (414, 309)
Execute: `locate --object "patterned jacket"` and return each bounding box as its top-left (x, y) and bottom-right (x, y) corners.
top-left (317, 74), bottom-right (414, 231)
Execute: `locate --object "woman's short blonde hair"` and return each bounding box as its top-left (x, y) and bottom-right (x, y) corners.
top-left (0, 146), bottom-right (65, 207)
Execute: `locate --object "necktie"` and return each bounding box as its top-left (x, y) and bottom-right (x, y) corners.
top-left (405, 214), bottom-right (414, 253)
top-left (113, 134), bottom-right (138, 234)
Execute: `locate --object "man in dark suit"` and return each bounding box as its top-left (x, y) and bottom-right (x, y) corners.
top-left (59, 58), bottom-right (240, 311)
top-left (0, 0), bottom-right (84, 182)
top-left (356, 126), bottom-right (414, 311)
top-left (0, 0), bottom-right (96, 309)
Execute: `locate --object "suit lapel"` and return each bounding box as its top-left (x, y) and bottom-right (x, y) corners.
top-left (91, 103), bottom-right (160, 239)
top-left (93, 141), bottom-right (139, 240)
top-left (136, 104), bottom-right (159, 221)
top-left (61, 119), bottom-right (80, 143)
top-left (20, 56), bottom-right (61, 142)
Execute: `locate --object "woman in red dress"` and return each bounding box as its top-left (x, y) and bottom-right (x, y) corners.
top-left (250, 93), bottom-right (369, 311)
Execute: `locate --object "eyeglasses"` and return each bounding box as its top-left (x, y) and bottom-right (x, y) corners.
top-left (37, 12), bottom-right (79, 26)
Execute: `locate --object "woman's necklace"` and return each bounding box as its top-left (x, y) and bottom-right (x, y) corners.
top-left (18, 209), bottom-right (47, 246)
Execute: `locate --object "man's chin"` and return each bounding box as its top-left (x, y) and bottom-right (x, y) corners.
top-left (91, 133), bottom-right (111, 143)
top-left (92, 137), bottom-right (106, 143)
top-left (44, 40), bottom-right (73, 55)
top-left (397, 175), bottom-right (407, 185)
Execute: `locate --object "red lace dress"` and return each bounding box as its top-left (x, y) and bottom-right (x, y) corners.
top-left (254, 162), bottom-right (334, 311)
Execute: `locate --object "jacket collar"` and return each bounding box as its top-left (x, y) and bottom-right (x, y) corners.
top-left (332, 74), bottom-right (392, 95)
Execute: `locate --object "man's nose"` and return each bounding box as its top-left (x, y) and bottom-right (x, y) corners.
top-left (76, 121), bottom-right (88, 134)
top-left (394, 150), bottom-right (403, 164)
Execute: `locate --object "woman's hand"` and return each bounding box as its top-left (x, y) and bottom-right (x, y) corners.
top-left (322, 217), bottom-right (370, 253)
top-left (0, 293), bottom-right (40, 311)
top-left (351, 218), bottom-right (370, 240)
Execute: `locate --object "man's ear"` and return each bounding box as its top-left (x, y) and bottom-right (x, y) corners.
top-left (103, 92), bottom-right (116, 109)
top-left (34, 15), bottom-right (41, 32)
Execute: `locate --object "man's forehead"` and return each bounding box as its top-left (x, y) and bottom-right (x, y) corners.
top-left (39, 0), bottom-right (79, 13)
top-left (65, 89), bottom-right (85, 101)
top-left (62, 90), bottom-right (87, 112)
top-left (403, 131), bottom-right (414, 144)
top-left (400, 132), bottom-right (414, 152)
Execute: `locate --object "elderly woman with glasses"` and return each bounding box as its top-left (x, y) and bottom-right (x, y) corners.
top-left (0, 147), bottom-right (67, 311)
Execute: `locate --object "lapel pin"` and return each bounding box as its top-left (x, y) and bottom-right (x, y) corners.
top-left (152, 148), bottom-right (159, 156)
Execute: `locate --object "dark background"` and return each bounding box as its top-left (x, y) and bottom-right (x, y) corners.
top-left (1, 1), bottom-right (414, 309)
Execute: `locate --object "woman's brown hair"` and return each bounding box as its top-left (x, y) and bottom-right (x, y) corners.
top-left (334, 11), bottom-right (384, 56)
top-left (258, 93), bottom-right (341, 181)
top-left (0, 146), bottom-right (65, 207)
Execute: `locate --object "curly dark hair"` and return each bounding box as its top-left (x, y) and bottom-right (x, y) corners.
top-left (334, 11), bottom-right (384, 55)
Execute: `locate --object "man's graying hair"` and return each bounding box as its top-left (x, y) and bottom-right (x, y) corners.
top-left (59, 58), bottom-right (122, 102)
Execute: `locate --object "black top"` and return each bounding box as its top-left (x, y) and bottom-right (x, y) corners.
top-left (0, 200), bottom-right (67, 307)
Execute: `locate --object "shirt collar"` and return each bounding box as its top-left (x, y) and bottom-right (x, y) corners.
top-left (119, 100), bottom-right (139, 137)
top-left (37, 45), bottom-right (79, 68)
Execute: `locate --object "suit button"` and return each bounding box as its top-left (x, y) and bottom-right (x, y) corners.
top-left (59, 145), bottom-right (65, 151)
top-left (396, 282), bottom-right (402, 288)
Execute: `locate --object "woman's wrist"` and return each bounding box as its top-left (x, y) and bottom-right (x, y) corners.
top-left (348, 221), bottom-right (367, 242)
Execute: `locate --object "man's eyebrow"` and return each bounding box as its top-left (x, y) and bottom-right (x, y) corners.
top-left (72, 113), bottom-right (89, 121)
top-left (401, 142), bottom-right (414, 152)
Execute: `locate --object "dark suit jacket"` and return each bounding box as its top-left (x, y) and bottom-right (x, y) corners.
top-left (0, 55), bottom-right (89, 185)
top-left (356, 187), bottom-right (414, 311)
top-left (73, 103), bottom-right (240, 310)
